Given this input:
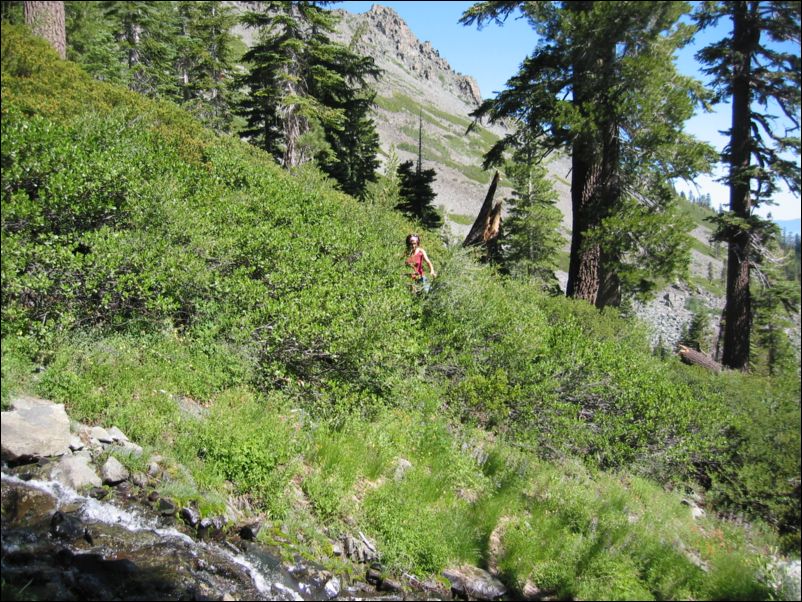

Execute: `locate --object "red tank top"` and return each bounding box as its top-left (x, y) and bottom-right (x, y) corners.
top-left (407, 250), bottom-right (424, 277)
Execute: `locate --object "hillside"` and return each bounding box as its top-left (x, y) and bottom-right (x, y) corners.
top-left (329, 4), bottom-right (573, 239)
top-left (2, 21), bottom-right (801, 602)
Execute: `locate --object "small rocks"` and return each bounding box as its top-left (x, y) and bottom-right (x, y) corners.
top-left (343, 532), bottom-right (379, 563)
top-left (323, 576), bottom-right (341, 599)
top-left (393, 457), bottom-right (413, 481)
top-left (90, 426), bottom-right (114, 444)
top-left (131, 472), bottom-right (148, 488)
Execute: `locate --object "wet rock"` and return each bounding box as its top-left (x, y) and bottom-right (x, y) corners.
top-left (380, 577), bottom-right (404, 592)
top-left (324, 576), bottom-right (341, 599)
top-left (1, 401), bottom-right (71, 462)
top-left (89, 487), bottom-right (108, 500)
top-left (101, 456), bottom-right (129, 485)
top-left (180, 505), bottom-right (201, 528)
top-left (366, 567), bottom-right (383, 585)
top-left (197, 516), bottom-right (226, 540)
top-left (50, 510), bottom-right (85, 541)
top-left (1, 480), bottom-right (58, 525)
top-left (148, 490), bottom-right (161, 502)
top-left (443, 565), bottom-right (507, 601)
top-left (158, 497), bottom-right (177, 516)
top-left (239, 521), bottom-right (262, 541)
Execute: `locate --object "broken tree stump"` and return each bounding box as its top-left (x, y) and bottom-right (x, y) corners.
top-left (463, 171), bottom-right (502, 252)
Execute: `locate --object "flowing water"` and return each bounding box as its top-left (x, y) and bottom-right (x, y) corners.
top-left (1, 471), bottom-right (414, 601)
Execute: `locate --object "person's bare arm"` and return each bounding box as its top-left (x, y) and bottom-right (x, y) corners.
top-left (421, 249), bottom-right (436, 277)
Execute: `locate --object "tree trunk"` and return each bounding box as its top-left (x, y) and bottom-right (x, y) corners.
top-left (24, 1), bottom-right (66, 59)
top-left (566, 137), bottom-right (602, 304)
top-left (678, 345), bottom-right (722, 373)
top-left (722, 1), bottom-right (758, 371)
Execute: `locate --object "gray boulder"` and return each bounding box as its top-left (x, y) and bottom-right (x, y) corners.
top-left (1, 399), bottom-right (71, 461)
top-left (49, 454), bottom-right (102, 490)
top-left (443, 565), bottom-right (506, 601)
top-left (101, 456), bottom-right (130, 485)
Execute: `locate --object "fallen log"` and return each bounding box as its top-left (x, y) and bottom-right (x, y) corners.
top-left (678, 345), bottom-right (722, 373)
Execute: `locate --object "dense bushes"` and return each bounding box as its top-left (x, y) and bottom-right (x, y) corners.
top-left (1, 22), bottom-right (799, 594)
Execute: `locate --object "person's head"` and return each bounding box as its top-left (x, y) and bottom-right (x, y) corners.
top-left (406, 233), bottom-right (420, 252)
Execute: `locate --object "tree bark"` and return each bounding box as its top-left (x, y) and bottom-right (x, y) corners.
top-left (566, 135), bottom-right (602, 304)
top-left (722, 1), bottom-right (759, 371)
top-left (678, 345), bottom-right (722, 373)
top-left (24, 1), bottom-right (66, 60)
top-left (464, 171), bottom-right (500, 247)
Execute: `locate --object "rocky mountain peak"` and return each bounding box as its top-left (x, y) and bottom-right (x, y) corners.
top-left (334, 4), bottom-right (483, 107)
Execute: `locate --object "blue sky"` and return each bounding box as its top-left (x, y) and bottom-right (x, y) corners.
top-left (340, 1), bottom-right (801, 221)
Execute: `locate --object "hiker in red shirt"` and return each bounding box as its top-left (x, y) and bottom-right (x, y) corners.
top-left (405, 233), bottom-right (436, 293)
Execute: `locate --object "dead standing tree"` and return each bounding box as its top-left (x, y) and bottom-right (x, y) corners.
top-left (463, 171), bottom-right (502, 260)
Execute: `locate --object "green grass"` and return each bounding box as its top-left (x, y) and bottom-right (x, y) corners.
top-left (448, 213), bottom-right (476, 226)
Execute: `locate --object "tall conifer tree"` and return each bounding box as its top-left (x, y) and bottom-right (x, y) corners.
top-left (695, 1), bottom-right (801, 370)
top-left (236, 1), bottom-right (381, 197)
top-left (462, 1), bottom-right (713, 307)
top-left (395, 113), bottom-right (441, 227)
top-left (174, 1), bottom-right (238, 131)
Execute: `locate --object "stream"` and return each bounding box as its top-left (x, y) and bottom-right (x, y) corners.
top-left (1, 471), bottom-right (419, 601)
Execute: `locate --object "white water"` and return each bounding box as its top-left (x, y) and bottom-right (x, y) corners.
top-left (1, 472), bottom-right (299, 599)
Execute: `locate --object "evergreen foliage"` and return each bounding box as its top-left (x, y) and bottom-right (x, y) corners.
top-left (498, 159), bottom-right (563, 289)
top-left (64, 1), bottom-right (241, 131)
top-left (396, 160), bottom-right (441, 228)
top-left (461, 1), bottom-right (715, 307)
top-left (235, 1), bottom-right (381, 198)
top-left (695, 0), bottom-right (801, 370)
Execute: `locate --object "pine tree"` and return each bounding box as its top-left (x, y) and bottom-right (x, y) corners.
top-left (461, 1), bottom-right (713, 307)
top-left (236, 1), bottom-right (381, 197)
top-left (174, 1), bottom-right (238, 132)
top-left (696, 1), bottom-right (801, 370)
top-left (65, 1), bottom-right (128, 86)
top-left (396, 161), bottom-right (440, 228)
top-left (100, 1), bottom-right (181, 100)
top-left (500, 157), bottom-right (563, 288)
top-left (395, 114), bottom-right (441, 228)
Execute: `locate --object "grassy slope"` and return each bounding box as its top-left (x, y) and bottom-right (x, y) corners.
top-left (2, 25), bottom-right (799, 600)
